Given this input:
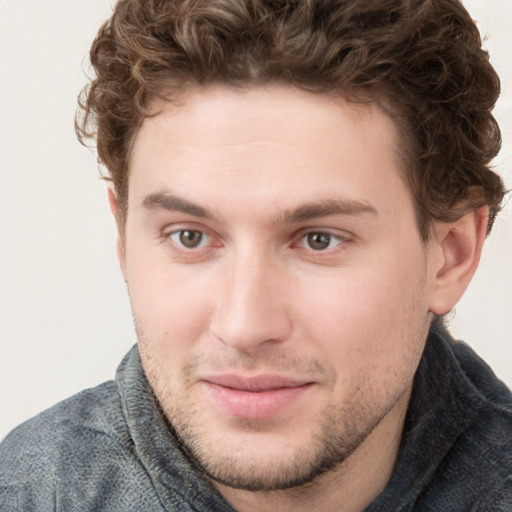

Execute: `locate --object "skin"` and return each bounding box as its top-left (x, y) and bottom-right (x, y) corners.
top-left (110, 85), bottom-right (487, 511)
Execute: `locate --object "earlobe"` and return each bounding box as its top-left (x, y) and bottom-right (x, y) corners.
top-left (107, 184), bottom-right (127, 281)
top-left (428, 207), bottom-right (489, 315)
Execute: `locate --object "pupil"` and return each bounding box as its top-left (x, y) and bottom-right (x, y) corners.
top-left (307, 232), bottom-right (330, 250)
top-left (180, 230), bottom-right (202, 248)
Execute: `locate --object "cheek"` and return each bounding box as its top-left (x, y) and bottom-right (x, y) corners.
top-left (126, 257), bottom-right (215, 354)
top-left (293, 254), bottom-right (429, 378)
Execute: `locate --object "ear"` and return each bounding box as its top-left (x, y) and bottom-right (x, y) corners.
top-left (428, 207), bottom-right (489, 315)
top-left (107, 184), bottom-right (127, 281)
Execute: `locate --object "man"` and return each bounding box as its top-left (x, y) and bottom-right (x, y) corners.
top-left (1, 0), bottom-right (511, 510)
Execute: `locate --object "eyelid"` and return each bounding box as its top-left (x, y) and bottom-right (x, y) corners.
top-left (296, 227), bottom-right (352, 240)
top-left (161, 223), bottom-right (223, 254)
top-left (168, 229), bottom-right (210, 249)
top-left (161, 222), bottom-right (207, 239)
top-left (294, 228), bottom-right (353, 251)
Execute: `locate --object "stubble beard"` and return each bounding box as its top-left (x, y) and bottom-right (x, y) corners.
top-left (138, 338), bottom-right (411, 492)
top-left (133, 257), bottom-right (430, 493)
top-left (169, 391), bottom-right (405, 492)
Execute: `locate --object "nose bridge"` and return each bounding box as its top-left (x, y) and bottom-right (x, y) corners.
top-left (210, 245), bottom-right (291, 352)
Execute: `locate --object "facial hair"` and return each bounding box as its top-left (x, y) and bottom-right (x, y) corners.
top-left (138, 338), bottom-right (416, 492)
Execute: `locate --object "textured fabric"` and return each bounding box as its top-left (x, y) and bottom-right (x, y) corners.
top-left (366, 327), bottom-right (512, 511)
top-left (1, 325), bottom-right (511, 511)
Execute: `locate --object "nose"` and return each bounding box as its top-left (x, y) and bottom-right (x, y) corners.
top-left (209, 250), bottom-right (293, 353)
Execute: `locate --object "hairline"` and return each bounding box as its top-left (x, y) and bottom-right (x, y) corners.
top-left (113, 80), bottom-right (430, 241)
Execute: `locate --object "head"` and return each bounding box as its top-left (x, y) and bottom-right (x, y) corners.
top-left (77, 0), bottom-right (505, 240)
top-left (76, 0), bottom-right (505, 501)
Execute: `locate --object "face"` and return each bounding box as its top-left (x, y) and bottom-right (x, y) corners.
top-left (120, 85), bottom-right (436, 491)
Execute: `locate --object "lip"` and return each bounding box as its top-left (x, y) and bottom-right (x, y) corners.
top-left (201, 374), bottom-right (314, 419)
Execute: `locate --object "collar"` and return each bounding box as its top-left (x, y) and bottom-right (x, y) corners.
top-left (365, 324), bottom-right (487, 511)
top-left (115, 347), bottom-right (235, 512)
top-left (115, 325), bottom-right (490, 512)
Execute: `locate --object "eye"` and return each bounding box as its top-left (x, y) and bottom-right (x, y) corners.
top-left (169, 229), bottom-right (209, 249)
top-left (299, 231), bottom-right (343, 251)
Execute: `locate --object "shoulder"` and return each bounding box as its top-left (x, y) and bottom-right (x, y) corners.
top-left (456, 342), bottom-right (512, 505)
top-left (451, 337), bottom-right (512, 450)
top-left (0, 381), bottom-right (161, 511)
top-left (430, 333), bottom-right (512, 508)
top-left (1, 381), bottom-right (130, 476)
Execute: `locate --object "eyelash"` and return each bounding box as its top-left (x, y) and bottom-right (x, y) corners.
top-left (163, 226), bottom-right (350, 255)
top-left (168, 229), bottom-right (211, 250)
top-left (295, 231), bottom-right (346, 252)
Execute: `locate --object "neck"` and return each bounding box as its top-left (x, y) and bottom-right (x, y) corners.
top-left (215, 387), bottom-right (411, 512)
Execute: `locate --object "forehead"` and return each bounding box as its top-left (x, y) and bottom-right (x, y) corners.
top-left (137, 85), bottom-right (395, 153)
top-left (128, 85), bottom-right (411, 225)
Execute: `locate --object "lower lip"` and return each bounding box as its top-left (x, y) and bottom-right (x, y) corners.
top-left (204, 382), bottom-right (312, 419)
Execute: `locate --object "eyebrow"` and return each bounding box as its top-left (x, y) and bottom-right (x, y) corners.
top-left (142, 192), bottom-right (378, 223)
top-left (143, 192), bottom-right (213, 219)
top-left (281, 199), bottom-right (378, 223)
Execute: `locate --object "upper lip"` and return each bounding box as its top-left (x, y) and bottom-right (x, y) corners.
top-left (201, 374), bottom-right (313, 392)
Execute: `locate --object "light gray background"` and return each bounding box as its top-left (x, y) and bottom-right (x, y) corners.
top-left (1, 0), bottom-right (511, 440)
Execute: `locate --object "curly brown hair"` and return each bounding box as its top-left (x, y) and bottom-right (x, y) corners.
top-left (76, 0), bottom-right (506, 239)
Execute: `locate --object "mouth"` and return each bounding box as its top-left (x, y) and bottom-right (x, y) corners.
top-left (200, 374), bottom-right (314, 419)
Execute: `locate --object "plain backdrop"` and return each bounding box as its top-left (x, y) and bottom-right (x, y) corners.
top-left (0, 0), bottom-right (511, 440)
